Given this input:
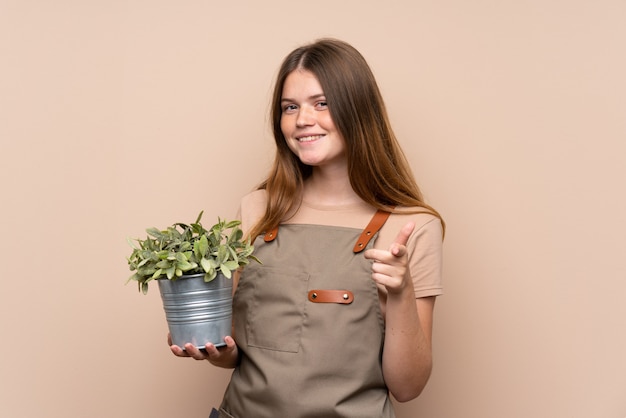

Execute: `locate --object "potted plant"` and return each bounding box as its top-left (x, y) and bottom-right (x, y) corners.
top-left (126, 211), bottom-right (259, 349)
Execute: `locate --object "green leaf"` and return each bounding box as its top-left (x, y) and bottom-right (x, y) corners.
top-left (175, 252), bottom-right (187, 263)
top-left (200, 257), bottom-right (212, 273)
top-left (166, 266), bottom-right (176, 280)
top-left (146, 227), bottom-right (163, 238)
top-left (137, 258), bottom-right (150, 268)
top-left (138, 266), bottom-right (156, 276)
top-left (204, 271), bottom-right (217, 282)
top-left (156, 260), bottom-right (171, 269)
top-left (126, 237), bottom-right (139, 249)
top-left (126, 273), bottom-right (140, 284)
top-left (217, 246), bottom-right (228, 264)
top-left (229, 228), bottom-right (243, 243)
top-left (220, 265), bottom-right (232, 279)
top-left (177, 260), bottom-right (193, 271)
top-left (223, 260), bottom-right (239, 271)
top-left (227, 246), bottom-right (239, 263)
top-left (225, 220), bottom-right (241, 229)
top-left (198, 235), bottom-right (209, 257)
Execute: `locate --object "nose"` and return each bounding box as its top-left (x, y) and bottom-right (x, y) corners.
top-left (296, 106), bottom-right (315, 127)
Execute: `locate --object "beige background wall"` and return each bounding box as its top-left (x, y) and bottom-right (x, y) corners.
top-left (1, 1), bottom-right (624, 417)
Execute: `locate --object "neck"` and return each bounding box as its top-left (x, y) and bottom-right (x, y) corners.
top-left (303, 167), bottom-right (363, 206)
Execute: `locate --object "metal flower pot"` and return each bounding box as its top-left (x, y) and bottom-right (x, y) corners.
top-left (158, 272), bottom-right (232, 349)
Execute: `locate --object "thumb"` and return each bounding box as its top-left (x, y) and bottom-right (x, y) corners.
top-left (390, 222), bottom-right (415, 257)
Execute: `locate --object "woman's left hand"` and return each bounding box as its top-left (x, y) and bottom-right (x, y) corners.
top-left (168, 333), bottom-right (239, 368)
top-left (363, 222), bottom-right (415, 294)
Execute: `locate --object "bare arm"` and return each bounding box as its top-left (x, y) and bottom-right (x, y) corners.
top-left (383, 293), bottom-right (435, 401)
top-left (364, 222), bottom-right (436, 401)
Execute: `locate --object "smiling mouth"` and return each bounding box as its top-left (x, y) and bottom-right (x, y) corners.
top-left (297, 134), bottom-right (324, 142)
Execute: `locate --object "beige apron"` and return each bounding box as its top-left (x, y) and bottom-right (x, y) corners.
top-left (219, 211), bottom-right (395, 418)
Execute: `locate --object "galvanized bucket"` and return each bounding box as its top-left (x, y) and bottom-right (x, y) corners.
top-left (158, 272), bottom-right (232, 349)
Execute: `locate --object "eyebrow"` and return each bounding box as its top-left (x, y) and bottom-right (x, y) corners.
top-left (281, 94), bottom-right (326, 103)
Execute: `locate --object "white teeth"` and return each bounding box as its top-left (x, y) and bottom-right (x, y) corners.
top-left (298, 135), bottom-right (323, 142)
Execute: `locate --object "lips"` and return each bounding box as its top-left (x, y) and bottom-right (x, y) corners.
top-left (297, 134), bottom-right (324, 142)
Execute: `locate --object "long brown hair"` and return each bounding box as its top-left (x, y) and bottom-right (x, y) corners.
top-left (248, 38), bottom-right (444, 239)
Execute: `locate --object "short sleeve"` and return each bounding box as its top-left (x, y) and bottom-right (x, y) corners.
top-left (406, 217), bottom-right (443, 298)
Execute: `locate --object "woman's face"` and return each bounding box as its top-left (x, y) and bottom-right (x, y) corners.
top-left (280, 70), bottom-right (347, 171)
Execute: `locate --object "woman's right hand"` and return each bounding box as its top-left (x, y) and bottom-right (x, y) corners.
top-left (168, 333), bottom-right (240, 369)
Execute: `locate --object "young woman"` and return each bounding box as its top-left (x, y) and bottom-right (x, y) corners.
top-left (171, 38), bottom-right (444, 418)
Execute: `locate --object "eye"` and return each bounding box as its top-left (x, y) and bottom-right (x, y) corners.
top-left (282, 103), bottom-right (298, 113)
top-left (315, 100), bottom-right (328, 109)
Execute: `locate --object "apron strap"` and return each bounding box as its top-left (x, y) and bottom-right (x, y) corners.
top-left (264, 226), bottom-right (279, 242)
top-left (263, 208), bottom-right (394, 250)
top-left (353, 209), bottom-right (393, 253)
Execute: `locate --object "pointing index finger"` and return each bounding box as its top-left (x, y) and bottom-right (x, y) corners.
top-left (391, 222), bottom-right (415, 256)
